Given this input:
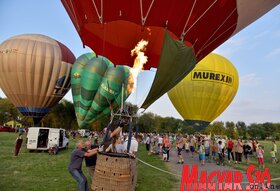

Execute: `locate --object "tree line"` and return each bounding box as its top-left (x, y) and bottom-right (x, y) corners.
top-left (0, 97), bottom-right (279, 140)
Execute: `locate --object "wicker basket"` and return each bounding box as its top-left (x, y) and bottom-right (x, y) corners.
top-left (91, 152), bottom-right (137, 191)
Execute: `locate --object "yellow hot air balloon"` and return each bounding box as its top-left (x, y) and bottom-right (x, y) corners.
top-left (168, 53), bottom-right (239, 130)
top-left (0, 34), bottom-right (75, 124)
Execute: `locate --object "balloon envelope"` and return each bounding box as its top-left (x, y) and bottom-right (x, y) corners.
top-left (168, 53), bottom-right (239, 130)
top-left (71, 53), bottom-right (133, 128)
top-left (61, 0), bottom-right (279, 68)
top-left (0, 34), bottom-right (75, 123)
top-left (62, 0), bottom-right (278, 109)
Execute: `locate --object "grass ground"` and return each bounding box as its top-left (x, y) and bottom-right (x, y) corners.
top-left (225, 140), bottom-right (280, 184)
top-left (0, 132), bottom-right (177, 191)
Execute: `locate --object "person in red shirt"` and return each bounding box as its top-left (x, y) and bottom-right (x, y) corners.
top-left (227, 138), bottom-right (235, 163)
top-left (211, 141), bottom-right (217, 161)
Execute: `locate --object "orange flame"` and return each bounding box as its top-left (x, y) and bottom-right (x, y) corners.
top-left (127, 40), bottom-right (148, 93)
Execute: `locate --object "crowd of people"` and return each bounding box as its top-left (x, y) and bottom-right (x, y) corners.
top-left (10, 125), bottom-right (278, 191)
top-left (142, 133), bottom-right (278, 169)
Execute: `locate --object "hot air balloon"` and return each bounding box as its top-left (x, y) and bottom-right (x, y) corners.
top-left (71, 53), bottom-right (133, 128)
top-left (61, 0), bottom-right (279, 109)
top-left (0, 34), bottom-right (75, 124)
top-left (168, 53), bottom-right (239, 130)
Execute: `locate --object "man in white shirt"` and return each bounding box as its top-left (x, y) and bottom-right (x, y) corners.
top-left (221, 138), bottom-right (226, 149)
top-left (157, 135), bottom-right (163, 154)
top-left (123, 135), bottom-right (142, 157)
top-left (145, 134), bottom-right (151, 151)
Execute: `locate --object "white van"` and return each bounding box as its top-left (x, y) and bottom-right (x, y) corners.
top-left (27, 127), bottom-right (69, 151)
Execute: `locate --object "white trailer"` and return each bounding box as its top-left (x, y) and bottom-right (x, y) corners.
top-left (27, 127), bottom-right (69, 151)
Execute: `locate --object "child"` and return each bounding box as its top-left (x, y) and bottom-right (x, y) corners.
top-left (270, 148), bottom-right (276, 164)
top-left (204, 137), bottom-right (210, 162)
top-left (256, 145), bottom-right (264, 169)
top-left (162, 144), bottom-right (168, 161)
top-left (211, 141), bottom-right (217, 161)
top-left (199, 140), bottom-right (206, 165)
top-left (105, 135), bottom-right (123, 153)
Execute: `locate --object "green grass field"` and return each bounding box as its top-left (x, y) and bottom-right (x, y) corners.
top-left (226, 140), bottom-right (280, 184)
top-left (0, 132), bottom-right (177, 191)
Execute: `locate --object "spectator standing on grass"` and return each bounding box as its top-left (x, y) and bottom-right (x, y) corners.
top-left (221, 137), bottom-right (226, 154)
top-left (158, 134), bottom-right (163, 154)
top-left (199, 140), bottom-right (206, 165)
top-left (211, 140), bottom-right (217, 161)
top-left (145, 134), bottom-right (150, 152)
top-left (252, 139), bottom-right (257, 157)
top-left (14, 133), bottom-right (23, 156)
top-left (162, 142), bottom-right (170, 162)
top-left (197, 136), bottom-right (201, 151)
top-left (248, 140), bottom-right (253, 160)
top-left (243, 140), bottom-right (252, 165)
top-left (270, 148), bottom-right (276, 164)
top-left (176, 134), bottom-right (184, 164)
top-left (149, 133), bottom-right (156, 154)
top-left (226, 138), bottom-right (235, 163)
top-left (190, 135), bottom-right (196, 158)
top-left (184, 136), bottom-right (190, 153)
top-left (204, 135), bottom-right (210, 162)
top-left (256, 145), bottom-right (264, 169)
top-left (217, 140), bottom-right (224, 166)
top-left (235, 138), bottom-right (243, 164)
top-left (68, 141), bottom-right (98, 191)
top-left (123, 135), bottom-right (142, 157)
top-left (154, 134), bottom-right (159, 154)
top-left (163, 134), bottom-right (171, 161)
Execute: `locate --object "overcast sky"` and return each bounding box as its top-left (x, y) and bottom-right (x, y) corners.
top-left (0, 1), bottom-right (280, 125)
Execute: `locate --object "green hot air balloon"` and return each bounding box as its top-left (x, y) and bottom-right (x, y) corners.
top-left (71, 53), bottom-right (133, 128)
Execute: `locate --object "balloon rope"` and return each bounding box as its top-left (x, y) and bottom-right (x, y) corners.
top-left (197, 8), bottom-right (236, 54)
top-left (180, 0), bottom-right (197, 40)
top-left (100, 113), bottom-right (114, 146)
top-left (196, 23), bottom-right (236, 59)
top-left (126, 117), bottom-right (133, 152)
top-left (101, 16), bottom-right (106, 56)
top-left (136, 158), bottom-right (181, 177)
top-left (182, 0), bottom-right (218, 38)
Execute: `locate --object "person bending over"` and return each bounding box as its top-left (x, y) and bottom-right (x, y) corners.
top-left (68, 141), bottom-right (98, 191)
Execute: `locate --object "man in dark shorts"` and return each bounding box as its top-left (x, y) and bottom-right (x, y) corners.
top-left (68, 140), bottom-right (98, 191)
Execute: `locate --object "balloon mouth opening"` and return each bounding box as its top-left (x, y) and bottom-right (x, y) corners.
top-left (184, 120), bottom-right (210, 131)
top-left (17, 107), bottom-right (49, 118)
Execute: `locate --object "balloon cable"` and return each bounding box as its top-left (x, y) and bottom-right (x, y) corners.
top-left (100, 111), bottom-right (114, 146)
top-left (136, 158), bottom-right (181, 177)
